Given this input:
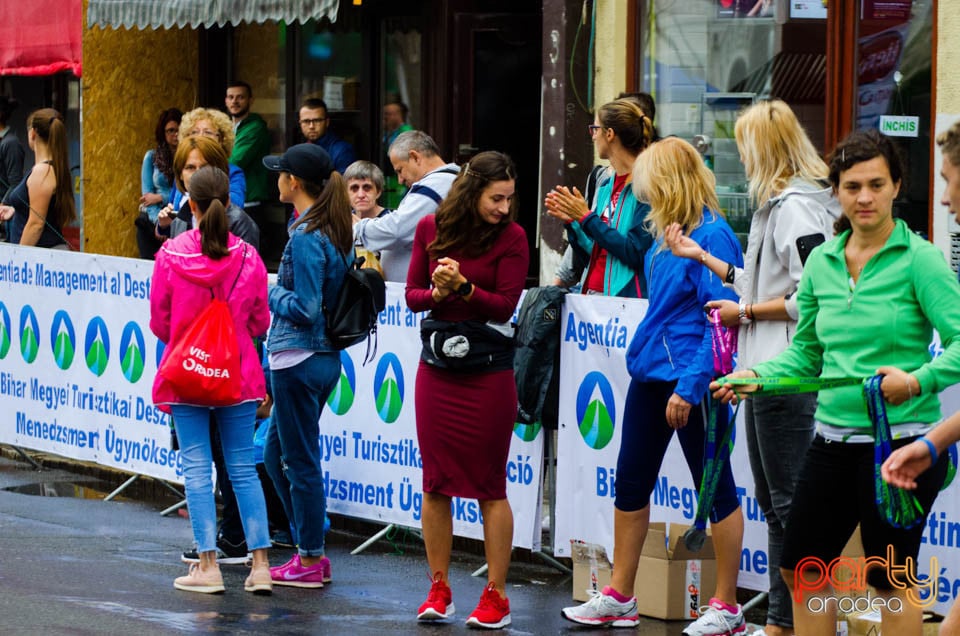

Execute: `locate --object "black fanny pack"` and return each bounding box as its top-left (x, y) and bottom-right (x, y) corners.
top-left (420, 317), bottom-right (516, 372)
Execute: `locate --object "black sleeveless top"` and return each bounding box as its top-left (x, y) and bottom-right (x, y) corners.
top-left (7, 161), bottom-right (65, 248)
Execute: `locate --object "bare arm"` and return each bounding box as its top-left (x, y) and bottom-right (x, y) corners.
top-left (19, 164), bottom-right (55, 247)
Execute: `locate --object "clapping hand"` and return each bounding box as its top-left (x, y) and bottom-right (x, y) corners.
top-left (544, 186), bottom-right (590, 223)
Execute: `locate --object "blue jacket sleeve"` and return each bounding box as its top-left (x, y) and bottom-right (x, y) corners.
top-left (675, 228), bottom-right (743, 403)
top-left (332, 141), bottom-right (357, 174)
top-left (268, 232), bottom-right (326, 325)
top-left (141, 150), bottom-right (155, 194)
top-left (564, 222), bottom-right (594, 263)
top-left (229, 164), bottom-right (247, 210)
top-left (579, 200), bottom-right (652, 270)
top-left (140, 151), bottom-right (163, 218)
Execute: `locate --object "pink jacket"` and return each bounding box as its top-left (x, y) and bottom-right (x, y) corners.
top-left (150, 230), bottom-right (269, 412)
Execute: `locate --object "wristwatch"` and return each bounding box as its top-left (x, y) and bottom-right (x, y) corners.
top-left (456, 281), bottom-right (473, 297)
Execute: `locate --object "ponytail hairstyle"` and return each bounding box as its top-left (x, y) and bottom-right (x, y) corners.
top-left (596, 98), bottom-right (655, 156)
top-left (428, 151), bottom-right (518, 258)
top-left (28, 108), bottom-right (76, 228)
top-left (188, 165), bottom-right (231, 259)
top-left (293, 171), bottom-right (354, 254)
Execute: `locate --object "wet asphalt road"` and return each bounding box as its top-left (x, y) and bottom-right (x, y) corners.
top-left (0, 455), bottom-right (710, 635)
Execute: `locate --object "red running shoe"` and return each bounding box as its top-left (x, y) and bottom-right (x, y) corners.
top-left (466, 582), bottom-right (511, 629)
top-left (417, 572), bottom-right (455, 621)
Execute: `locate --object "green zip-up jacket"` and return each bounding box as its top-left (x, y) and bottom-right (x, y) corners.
top-left (753, 219), bottom-right (960, 430)
top-left (230, 113), bottom-right (271, 205)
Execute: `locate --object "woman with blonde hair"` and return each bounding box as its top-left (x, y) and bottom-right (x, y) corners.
top-left (0, 108), bottom-right (75, 247)
top-left (545, 98), bottom-right (654, 297)
top-left (563, 138), bottom-right (746, 636)
top-left (175, 107), bottom-right (245, 209)
top-left (664, 99), bottom-right (838, 636)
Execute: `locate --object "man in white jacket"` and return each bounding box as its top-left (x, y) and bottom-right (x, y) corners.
top-left (353, 131), bottom-right (458, 282)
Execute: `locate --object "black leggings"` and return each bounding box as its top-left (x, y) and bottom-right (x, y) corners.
top-left (615, 379), bottom-right (740, 523)
top-left (781, 435), bottom-right (948, 590)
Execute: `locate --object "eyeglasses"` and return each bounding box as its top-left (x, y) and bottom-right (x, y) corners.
top-left (299, 118), bottom-right (327, 127)
top-left (588, 124), bottom-right (603, 136)
top-left (348, 183), bottom-right (376, 193)
top-left (192, 129), bottom-right (220, 140)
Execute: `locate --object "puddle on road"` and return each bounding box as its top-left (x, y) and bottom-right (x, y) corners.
top-left (55, 597), bottom-right (307, 632)
top-left (3, 480), bottom-right (129, 501)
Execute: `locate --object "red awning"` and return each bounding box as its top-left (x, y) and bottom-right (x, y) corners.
top-left (0, 1), bottom-right (82, 77)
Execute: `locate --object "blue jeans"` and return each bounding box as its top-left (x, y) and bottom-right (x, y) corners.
top-left (744, 393), bottom-right (816, 628)
top-left (171, 402), bottom-right (271, 553)
top-left (265, 352), bottom-right (340, 557)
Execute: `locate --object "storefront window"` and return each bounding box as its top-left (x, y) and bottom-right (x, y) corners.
top-left (380, 17), bottom-right (421, 209)
top-left (299, 19), bottom-right (364, 154)
top-left (856, 0), bottom-right (932, 235)
top-left (639, 0), bottom-right (828, 245)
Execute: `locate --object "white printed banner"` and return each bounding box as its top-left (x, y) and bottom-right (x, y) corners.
top-left (0, 245), bottom-right (178, 480)
top-left (554, 294), bottom-right (960, 613)
top-left (0, 247), bottom-right (543, 550)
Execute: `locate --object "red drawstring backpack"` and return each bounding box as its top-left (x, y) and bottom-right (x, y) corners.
top-left (158, 247), bottom-right (246, 406)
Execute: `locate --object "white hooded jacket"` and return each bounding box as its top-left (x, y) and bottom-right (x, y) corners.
top-left (730, 178), bottom-right (841, 368)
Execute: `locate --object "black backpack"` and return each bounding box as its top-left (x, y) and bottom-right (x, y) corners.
top-left (324, 253), bottom-right (386, 364)
top-left (514, 286), bottom-right (567, 429)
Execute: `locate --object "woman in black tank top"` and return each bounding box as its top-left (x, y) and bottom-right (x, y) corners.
top-left (0, 108), bottom-right (75, 248)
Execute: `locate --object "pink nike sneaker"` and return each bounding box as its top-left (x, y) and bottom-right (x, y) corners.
top-left (270, 554), bottom-right (330, 588)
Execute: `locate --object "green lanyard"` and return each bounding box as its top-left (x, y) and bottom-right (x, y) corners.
top-left (716, 373), bottom-right (924, 529)
top-left (863, 376), bottom-right (924, 529)
top-left (715, 375), bottom-right (866, 395)
top-left (684, 398), bottom-right (738, 552)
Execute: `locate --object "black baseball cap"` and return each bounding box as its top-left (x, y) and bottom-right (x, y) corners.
top-left (262, 143), bottom-right (335, 184)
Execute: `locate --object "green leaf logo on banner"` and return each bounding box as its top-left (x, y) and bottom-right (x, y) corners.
top-left (84, 317), bottom-right (110, 377)
top-left (327, 351), bottom-right (356, 415)
top-left (119, 321), bottom-right (145, 383)
top-left (576, 371), bottom-right (616, 450)
top-left (374, 353), bottom-right (404, 424)
top-left (19, 305), bottom-right (40, 364)
top-left (513, 420), bottom-right (542, 442)
top-left (0, 303), bottom-right (11, 359)
top-left (51, 310), bottom-right (76, 370)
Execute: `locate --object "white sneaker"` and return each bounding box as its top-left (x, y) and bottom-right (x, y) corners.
top-left (682, 598), bottom-right (746, 636)
top-left (561, 587), bottom-right (640, 627)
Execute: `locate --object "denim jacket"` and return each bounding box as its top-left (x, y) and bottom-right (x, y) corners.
top-left (267, 222), bottom-right (351, 353)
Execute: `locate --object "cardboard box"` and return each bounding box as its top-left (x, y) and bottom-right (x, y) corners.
top-left (571, 522), bottom-right (718, 620)
top-left (844, 609), bottom-right (941, 636)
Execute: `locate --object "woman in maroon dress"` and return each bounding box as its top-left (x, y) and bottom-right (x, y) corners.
top-left (405, 151), bottom-right (529, 630)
